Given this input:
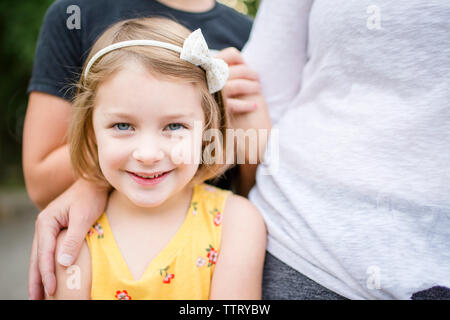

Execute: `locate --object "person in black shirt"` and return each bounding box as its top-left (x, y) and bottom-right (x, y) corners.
top-left (27, 0), bottom-right (253, 101)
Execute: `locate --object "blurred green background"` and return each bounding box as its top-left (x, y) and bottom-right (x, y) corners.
top-left (0, 0), bottom-right (259, 191)
top-left (0, 0), bottom-right (54, 190)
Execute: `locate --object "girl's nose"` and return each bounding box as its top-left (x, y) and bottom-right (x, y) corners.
top-left (132, 144), bottom-right (165, 164)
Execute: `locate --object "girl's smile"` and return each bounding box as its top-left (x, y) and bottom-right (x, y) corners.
top-left (126, 169), bottom-right (173, 186)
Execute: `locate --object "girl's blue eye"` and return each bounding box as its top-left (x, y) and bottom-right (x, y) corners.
top-left (115, 123), bottom-right (130, 131)
top-left (167, 123), bottom-right (184, 131)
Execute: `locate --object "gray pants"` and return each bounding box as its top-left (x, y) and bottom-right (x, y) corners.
top-left (262, 252), bottom-right (450, 300)
top-left (262, 251), bottom-right (347, 300)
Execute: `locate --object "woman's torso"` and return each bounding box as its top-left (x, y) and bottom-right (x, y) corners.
top-left (251, 0), bottom-right (450, 299)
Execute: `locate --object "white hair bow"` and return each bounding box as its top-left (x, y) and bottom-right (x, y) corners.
top-left (84, 28), bottom-right (229, 94)
top-left (180, 29), bottom-right (229, 94)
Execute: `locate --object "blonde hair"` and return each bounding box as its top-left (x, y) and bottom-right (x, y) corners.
top-left (69, 17), bottom-right (230, 188)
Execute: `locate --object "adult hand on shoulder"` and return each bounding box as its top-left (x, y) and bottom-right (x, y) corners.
top-left (28, 178), bottom-right (109, 299)
top-left (216, 47), bottom-right (262, 113)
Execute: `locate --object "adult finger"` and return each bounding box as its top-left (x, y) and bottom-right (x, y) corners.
top-left (226, 98), bottom-right (258, 114)
top-left (228, 64), bottom-right (260, 82)
top-left (36, 210), bottom-right (60, 297)
top-left (223, 79), bottom-right (262, 98)
top-left (57, 207), bottom-right (97, 268)
top-left (28, 227), bottom-right (45, 300)
top-left (216, 47), bottom-right (245, 66)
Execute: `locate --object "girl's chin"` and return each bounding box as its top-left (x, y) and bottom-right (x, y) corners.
top-left (128, 196), bottom-right (167, 208)
top-left (120, 182), bottom-right (172, 207)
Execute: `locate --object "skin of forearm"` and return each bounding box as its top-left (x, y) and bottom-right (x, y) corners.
top-left (26, 143), bottom-right (76, 209)
top-left (229, 94), bottom-right (271, 162)
top-left (237, 163), bottom-right (258, 197)
top-left (228, 94), bottom-right (272, 197)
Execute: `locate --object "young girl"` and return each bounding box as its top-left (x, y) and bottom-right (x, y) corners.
top-left (47, 17), bottom-right (267, 300)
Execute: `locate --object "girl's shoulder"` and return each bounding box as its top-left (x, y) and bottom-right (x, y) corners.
top-left (196, 183), bottom-right (265, 227)
top-left (222, 192), bottom-right (266, 233)
top-left (195, 183), bottom-right (231, 197)
top-left (194, 183), bottom-right (266, 240)
top-left (192, 183), bottom-right (231, 213)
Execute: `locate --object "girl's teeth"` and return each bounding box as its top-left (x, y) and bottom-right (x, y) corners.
top-left (137, 173), bottom-right (163, 179)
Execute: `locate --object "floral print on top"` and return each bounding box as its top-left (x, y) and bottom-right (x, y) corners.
top-left (192, 201), bottom-right (198, 216)
top-left (115, 290), bottom-right (131, 300)
top-left (159, 265), bottom-right (175, 284)
top-left (88, 222), bottom-right (104, 239)
top-left (85, 183), bottom-right (231, 300)
top-left (209, 208), bottom-right (223, 226)
top-left (196, 257), bottom-right (207, 268)
top-left (206, 245), bottom-right (219, 267)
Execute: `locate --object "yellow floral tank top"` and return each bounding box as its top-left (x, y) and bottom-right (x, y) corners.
top-left (85, 183), bottom-right (231, 300)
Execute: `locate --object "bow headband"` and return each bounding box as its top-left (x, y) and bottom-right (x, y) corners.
top-left (83, 29), bottom-right (229, 94)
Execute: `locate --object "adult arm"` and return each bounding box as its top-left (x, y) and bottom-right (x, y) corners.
top-left (24, 0), bottom-right (85, 209)
top-left (220, 0), bottom-right (313, 193)
top-left (22, 92), bottom-right (75, 209)
top-left (23, 92), bottom-right (107, 300)
top-left (242, 0), bottom-right (313, 124)
top-left (25, 2), bottom-right (107, 300)
top-left (23, 93), bottom-right (108, 299)
top-left (209, 194), bottom-right (267, 299)
top-left (217, 48), bottom-right (272, 196)
top-left (230, 91), bottom-right (271, 197)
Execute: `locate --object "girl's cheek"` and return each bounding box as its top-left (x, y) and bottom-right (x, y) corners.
top-left (169, 133), bottom-right (202, 166)
top-left (97, 136), bottom-right (130, 169)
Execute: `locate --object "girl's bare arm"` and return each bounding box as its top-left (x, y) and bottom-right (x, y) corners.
top-left (209, 194), bottom-right (267, 299)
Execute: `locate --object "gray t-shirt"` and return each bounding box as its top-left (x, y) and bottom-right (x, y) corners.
top-left (243, 0), bottom-right (450, 299)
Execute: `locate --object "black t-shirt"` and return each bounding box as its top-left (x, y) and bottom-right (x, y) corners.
top-left (28, 0), bottom-right (252, 101)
